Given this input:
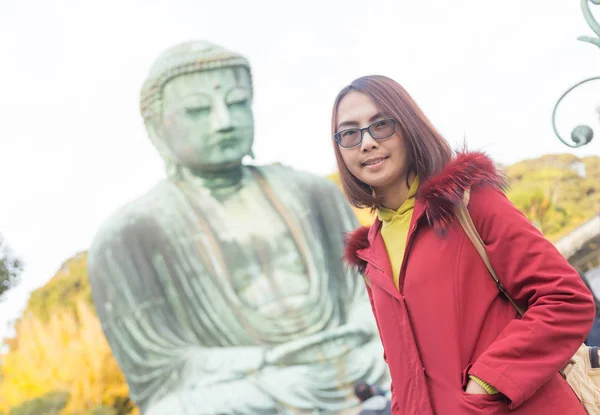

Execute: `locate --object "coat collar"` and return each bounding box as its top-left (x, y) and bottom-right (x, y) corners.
top-left (344, 151), bottom-right (507, 272)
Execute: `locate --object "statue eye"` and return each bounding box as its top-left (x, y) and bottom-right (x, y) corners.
top-left (226, 87), bottom-right (250, 106)
top-left (182, 95), bottom-right (211, 117)
top-left (185, 107), bottom-right (209, 116)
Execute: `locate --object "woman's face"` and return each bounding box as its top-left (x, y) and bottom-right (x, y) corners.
top-left (336, 91), bottom-right (410, 194)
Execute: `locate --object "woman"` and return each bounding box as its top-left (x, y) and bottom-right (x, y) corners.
top-left (333, 75), bottom-right (595, 414)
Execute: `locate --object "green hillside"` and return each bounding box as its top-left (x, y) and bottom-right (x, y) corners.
top-left (505, 154), bottom-right (600, 241)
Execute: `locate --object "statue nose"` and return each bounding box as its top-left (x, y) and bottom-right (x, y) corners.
top-left (213, 99), bottom-right (233, 132)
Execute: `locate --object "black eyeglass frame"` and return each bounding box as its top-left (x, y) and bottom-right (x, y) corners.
top-left (334, 118), bottom-right (397, 148)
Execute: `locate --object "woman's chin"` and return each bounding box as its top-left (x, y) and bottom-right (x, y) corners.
top-left (361, 173), bottom-right (391, 190)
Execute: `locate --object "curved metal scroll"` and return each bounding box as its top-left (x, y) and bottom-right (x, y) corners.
top-left (552, 76), bottom-right (600, 148)
top-left (579, 0), bottom-right (600, 48)
top-left (552, 0), bottom-right (600, 148)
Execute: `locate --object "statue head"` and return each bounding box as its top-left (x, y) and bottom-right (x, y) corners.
top-left (140, 41), bottom-right (254, 176)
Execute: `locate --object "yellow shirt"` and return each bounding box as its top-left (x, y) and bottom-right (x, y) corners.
top-left (377, 176), bottom-right (420, 290)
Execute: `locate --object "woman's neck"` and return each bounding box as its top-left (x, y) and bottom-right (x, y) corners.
top-left (377, 172), bottom-right (417, 211)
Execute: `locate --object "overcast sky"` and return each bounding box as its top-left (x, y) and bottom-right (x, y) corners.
top-left (1, 0), bottom-right (600, 340)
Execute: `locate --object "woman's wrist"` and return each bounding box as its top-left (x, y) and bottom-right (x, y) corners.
top-left (468, 375), bottom-right (499, 394)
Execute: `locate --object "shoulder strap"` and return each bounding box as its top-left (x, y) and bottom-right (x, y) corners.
top-left (455, 189), bottom-right (526, 317)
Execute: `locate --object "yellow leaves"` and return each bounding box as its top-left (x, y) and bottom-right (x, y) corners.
top-left (506, 154), bottom-right (600, 241)
top-left (27, 252), bottom-right (92, 324)
top-left (509, 186), bottom-right (568, 238)
top-left (0, 252), bottom-right (136, 412)
top-left (0, 301), bottom-right (136, 414)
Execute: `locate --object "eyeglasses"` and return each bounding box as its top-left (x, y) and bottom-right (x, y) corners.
top-left (334, 119), bottom-right (397, 148)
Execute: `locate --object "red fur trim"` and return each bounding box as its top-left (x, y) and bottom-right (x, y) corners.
top-left (418, 151), bottom-right (507, 231)
top-left (344, 226), bottom-right (370, 272)
top-left (343, 152), bottom-right (507, 270)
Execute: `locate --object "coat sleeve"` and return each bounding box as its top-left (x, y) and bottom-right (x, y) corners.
top-left (365, 281), bottom-right (400, 412)
top-left (467, 186), bottom-right (595, 409)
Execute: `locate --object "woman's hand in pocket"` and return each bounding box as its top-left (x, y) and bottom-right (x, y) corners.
top-left (465, 378), bottom-right (489, 395)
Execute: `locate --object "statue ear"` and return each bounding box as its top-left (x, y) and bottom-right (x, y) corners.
top-left (145, 118), bottom-right (171, 154)
top-left (144, 118), bottom-right (177, 164)
top-left (145, 117), bottom-right (163, 142)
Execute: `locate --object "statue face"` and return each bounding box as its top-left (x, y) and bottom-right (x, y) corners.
top-left (158, 68), bottom-right (254, 171)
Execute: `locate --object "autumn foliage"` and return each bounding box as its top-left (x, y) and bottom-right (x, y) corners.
top-left (0, 253), bottom-right (137, 415)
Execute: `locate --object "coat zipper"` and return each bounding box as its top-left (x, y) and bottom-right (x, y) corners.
top-left (397, 221), bottom-right (420, 293)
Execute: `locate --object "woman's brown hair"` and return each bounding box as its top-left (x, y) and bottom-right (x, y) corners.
top-left (332, 75), bottom-right (452, 209)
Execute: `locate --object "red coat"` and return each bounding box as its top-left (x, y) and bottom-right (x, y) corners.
top-left (345, 152), bottom-right (595, 415)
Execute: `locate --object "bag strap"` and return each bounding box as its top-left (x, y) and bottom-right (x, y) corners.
top-left (455, 193), bottom-right (577, 378)
top-left (455, 188), bottom-right (526, 317)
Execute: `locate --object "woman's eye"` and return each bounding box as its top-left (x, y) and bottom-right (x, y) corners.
top-left (374, 120), bottom-right (388, 129)
top-left (342, 130), bottom-right (358, 138)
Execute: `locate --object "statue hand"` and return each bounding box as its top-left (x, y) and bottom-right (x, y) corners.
top-left (183, 345), bottom-right (267, 387)
top-left (264, 323), bottom-right (372, 366)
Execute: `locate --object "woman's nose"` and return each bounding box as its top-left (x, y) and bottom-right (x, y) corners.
top-left (360, 130), bottom-right (378, 152)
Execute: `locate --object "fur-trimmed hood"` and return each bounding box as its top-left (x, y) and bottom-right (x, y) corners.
top-left (344, 151), bottom-right (507, 271)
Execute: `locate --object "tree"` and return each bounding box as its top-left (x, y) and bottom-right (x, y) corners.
top-left (509, 186), bottom-right (568, 236)
top-left (0, 252), bottom-right (137, 415)
top-left (8, 391), bottom-right (69, 415)
top-left (0, 235), bottom-right (23, 301)
top-left (0, 301), bottom-right (136, 415)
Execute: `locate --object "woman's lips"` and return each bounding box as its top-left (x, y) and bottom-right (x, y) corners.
top-left (362, 156), bottom-right (388, 169)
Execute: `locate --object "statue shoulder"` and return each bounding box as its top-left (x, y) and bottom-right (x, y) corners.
top-left (89, 180), bottom-right (178, 252)
top-left (255, 164), bottom-right (340, 191)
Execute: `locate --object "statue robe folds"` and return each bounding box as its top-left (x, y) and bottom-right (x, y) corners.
top-left (88, 165), bottom-right (387, 415)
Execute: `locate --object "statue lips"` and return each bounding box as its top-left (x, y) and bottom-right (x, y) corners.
top-left (207, 132), bottom-right (241, 149)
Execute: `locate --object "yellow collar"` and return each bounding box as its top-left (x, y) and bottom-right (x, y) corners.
top-left (377, 176), bottom-right (420, 223)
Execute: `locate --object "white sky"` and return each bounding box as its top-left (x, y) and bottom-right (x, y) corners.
top-left (1, 0), bottom-right (600, 340)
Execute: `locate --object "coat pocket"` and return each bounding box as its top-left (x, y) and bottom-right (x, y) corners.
top-left (459, 390), bottom-right (507, 414)
top-left (459, 364), bottom-right (507, 413)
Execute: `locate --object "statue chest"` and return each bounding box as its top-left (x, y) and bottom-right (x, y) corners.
top-left (197, 181), bottom-right (312, 315)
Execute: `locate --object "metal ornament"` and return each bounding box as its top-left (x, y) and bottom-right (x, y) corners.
top-left (552, 0), bottom-right (600, 148)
